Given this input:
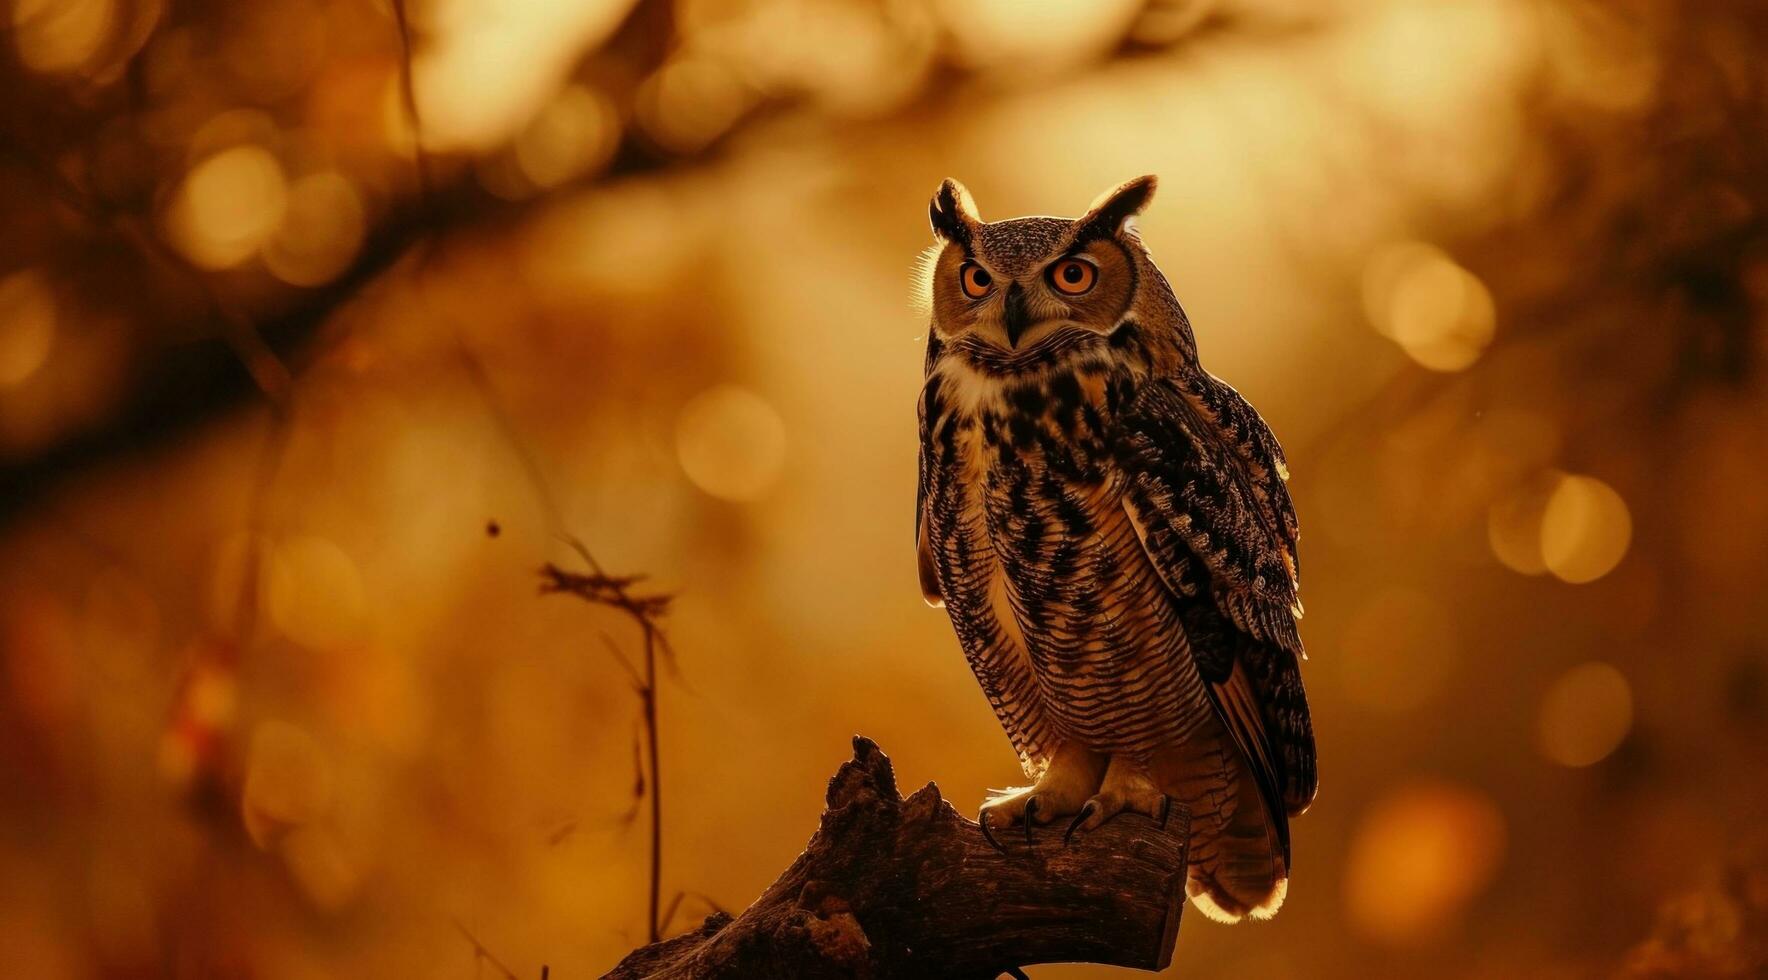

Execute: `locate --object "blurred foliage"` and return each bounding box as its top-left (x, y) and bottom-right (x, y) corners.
top-left (1620, 839), bottom-right (1768, 979)
top-left (2, 0), bottom-right (1766, 977)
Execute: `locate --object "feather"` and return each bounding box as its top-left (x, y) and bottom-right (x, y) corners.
top-left (1207, 660), bottom-right (1290, 864)
top-left (915, 334), bottom-right (945, 607)
top-left (908, 242), bottom-right (942, 319)
top-left (1121, 376), bottom-right (1319, 817)
top-left (916, 526), bottom-right (944, 608)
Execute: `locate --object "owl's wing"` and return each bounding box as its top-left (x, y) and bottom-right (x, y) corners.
top-left (915, 335), bottom-right (944, 607)
top-left (1120, 374), bottom-right (1318, 841)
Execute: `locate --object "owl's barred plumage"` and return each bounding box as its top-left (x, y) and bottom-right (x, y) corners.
top-left (914, 176), bottom-right (1316, 923)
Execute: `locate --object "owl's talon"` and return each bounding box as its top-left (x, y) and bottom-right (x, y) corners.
top-left (979, 815), bottom-right (1005, 854)
top-left (1157, 794), bottom-right (1173, 830)
top-left (1063, 802), bottom-right (1097, 845)
top-left (976, 744), bottom-right (1106, 850)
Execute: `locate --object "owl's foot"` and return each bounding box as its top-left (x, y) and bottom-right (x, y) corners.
top-left (1063, 755), bottom-right (1171, 844)
top-left (977, 743), bottom-right (1106, 851)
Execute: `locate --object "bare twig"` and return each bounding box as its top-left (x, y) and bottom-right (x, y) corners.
top-left (2, 141), bottom-right (294, 407)
top-left (539, 560), bottom-right (674, 944)
top-left (448, 284), bottom-right (677, 946)
top-left (597, 632), bottom-right (645, 691)
top-left (453, 919), bottom-right (522, 980)
top-left (539, 565), bottom-right (672, 620)
top-left (388, 0), bottom-right (434, 198)
top-left (660, 890), bottom-right (730, 937)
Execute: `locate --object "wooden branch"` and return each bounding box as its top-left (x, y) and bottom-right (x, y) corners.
top-left (607, 737), bottom-right (1190, 979)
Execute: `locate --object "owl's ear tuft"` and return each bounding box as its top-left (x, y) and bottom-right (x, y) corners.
top-left (929, 178), bottom-right (980, 246)
top-left (1076, 174), bottom-right (1157, 241)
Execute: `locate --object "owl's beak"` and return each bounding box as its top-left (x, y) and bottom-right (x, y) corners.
top-left (1002, 283), bottom-right (1030, 348)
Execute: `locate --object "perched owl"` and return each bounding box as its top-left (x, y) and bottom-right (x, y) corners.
top-left (914, 176), bottom-right (1316, 923)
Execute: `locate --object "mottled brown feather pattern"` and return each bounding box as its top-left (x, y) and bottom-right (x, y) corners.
top-left (915, 177), bottom-right (1316, 920)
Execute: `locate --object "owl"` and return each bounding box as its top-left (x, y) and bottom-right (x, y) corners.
top-left (914, 176), bottom-right (1316, 923)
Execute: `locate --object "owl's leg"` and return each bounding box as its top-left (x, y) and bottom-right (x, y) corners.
top-left (1063, 754), bottom-right (1172, 841)
top-left (978, 742), bottom-right (1106, 847)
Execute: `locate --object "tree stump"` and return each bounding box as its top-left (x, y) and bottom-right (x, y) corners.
top-left (606, 736), bottom-right (1190, 979)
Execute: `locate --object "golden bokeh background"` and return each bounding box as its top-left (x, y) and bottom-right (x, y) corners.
top-left (2, 0), bottom-right (1765, 976)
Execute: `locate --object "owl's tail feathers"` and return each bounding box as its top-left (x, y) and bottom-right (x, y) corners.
top-left (1160, 739), bottom-right (1291, 924)
top-left (1186, 849), bottom-right (1288, 923)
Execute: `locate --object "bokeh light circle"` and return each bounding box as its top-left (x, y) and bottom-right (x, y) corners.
top-left (1486, 470), bottom-right (1560, 576)
top-left (1540, 474), bottom-right (1632, 584)
top-left (675, 384), bottom-right (788, 502)
top-left (166, 145), bottom-right (289, 269)
top-left (1537, 661), bottom-right (1633, 767)
top-left (265, 536), bottom-right (367, 649)
top-left (514, 84), bottom-right (618, 189)
top-left (11, 0), bottom-right (113, 74)
top-left (1345, 781), bottom-right (1507, 945)
top-left (0, 269), bottom-right (57, 387)
top-left (242, 719), bottom-right (333, 848)
top-left (263, 172), bottom-right (366, 287)
top-left (1362, 241), bottom-right (1496, 371)
top-left (636, 55), bottom-right (749, 155)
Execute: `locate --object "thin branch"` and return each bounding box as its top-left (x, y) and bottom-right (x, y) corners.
top-left (450, 337), bottom-right (589, 561)
top-left (3, 143), bottom-right (294, 408)
top-left (538, 565), bottom-right (672, 620)
top-left (537, 559), bottom-right (672, 944)
top-left (389, 0), bottom-right (433, 198)
top-left (597, 632), bottom-right (646, 691)
top-left (640, 624), bottom-right (662, 943)
top-left (659, 890), bottom-right (731, 936)
top-left (0, 1), bottom-right (1241, 518)
top-left (449, 276), bottom-right (675, 946)
top-left (453, 919), bottom-right (522, 980)
top-left (659, 891), bottom-right (688, 937)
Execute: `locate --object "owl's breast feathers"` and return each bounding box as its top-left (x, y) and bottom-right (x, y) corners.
top-left (917, 322), bottom-right (1208, 765)
top-left (917, 321), bottom-right (1317, 835)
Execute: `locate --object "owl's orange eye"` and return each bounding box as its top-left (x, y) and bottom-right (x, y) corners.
top-left (959, 262), bottom-right (993, 299)
top-left (1048, 257), bottom-right (1097, 295)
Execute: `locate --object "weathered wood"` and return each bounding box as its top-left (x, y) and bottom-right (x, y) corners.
top-left (606, 736), bottom-right (1190, 979)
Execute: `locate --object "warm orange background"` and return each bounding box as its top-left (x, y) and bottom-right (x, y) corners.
top-left (2, 0), bottom-right (1764, 977)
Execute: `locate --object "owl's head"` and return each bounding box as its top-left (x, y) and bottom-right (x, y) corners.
top-left (919, 176), bottom-right (1159, 351)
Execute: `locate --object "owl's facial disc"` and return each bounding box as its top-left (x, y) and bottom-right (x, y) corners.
top-left (1009, 244), bottom-right (1135, 349)
top-left (931, 240), bottom-right (1135, 350)
top-left (925, 176), bottom-right (1160, 350)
